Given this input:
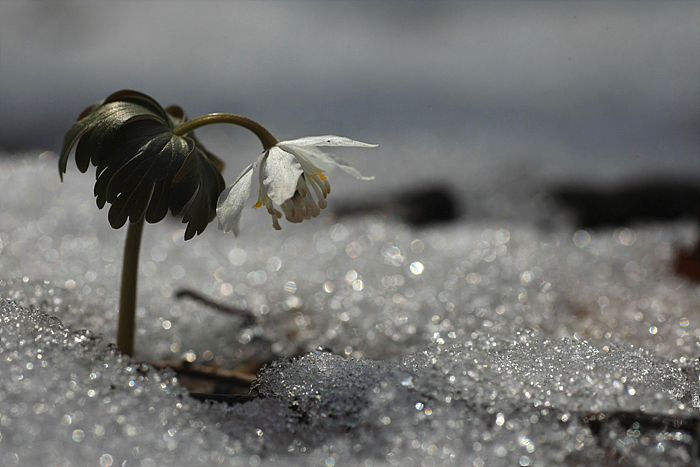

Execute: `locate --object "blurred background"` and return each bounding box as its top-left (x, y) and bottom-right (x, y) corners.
top-left (1, 1), bottom-right (698, 212)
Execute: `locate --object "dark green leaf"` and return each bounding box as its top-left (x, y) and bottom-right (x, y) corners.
top-left (170, 144), bottom-right (226, 240)
top-left (189, 132), bottom-right (226, 174)
top-left (59, 89), bottom-right (226, 239)
top-left (60, 90), bottom-right (171, 178)
top-left (164, 105), bottom-right (187, 127)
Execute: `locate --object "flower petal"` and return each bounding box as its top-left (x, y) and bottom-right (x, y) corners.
top-left (282, 145), bottom-right (337, 174)
top-left (216, 164), bottom-right (254, 235)
top-left (284, 144), bottom-right (374, 181)
top-left (262, 147), bottom-right (304, 205)
top-left (278, 135), bottom-right (377, 149)
top-left (334, 161), bottom-right (375, 181)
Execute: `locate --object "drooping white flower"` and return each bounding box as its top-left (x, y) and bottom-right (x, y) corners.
top-left (217, 135), bottom-right (376, 234)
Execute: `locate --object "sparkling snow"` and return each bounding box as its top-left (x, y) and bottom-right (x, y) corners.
top-left (1, 154), bottom-right (699, 466)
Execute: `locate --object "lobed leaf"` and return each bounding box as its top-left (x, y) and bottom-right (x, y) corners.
top-left (59, 89), bottom-right (226, 239)
top-left (170, 143), bottom-right (226, 240)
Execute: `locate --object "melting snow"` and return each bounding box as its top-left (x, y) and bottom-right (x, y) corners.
top-left (0, 155), bottom-right (699, 466)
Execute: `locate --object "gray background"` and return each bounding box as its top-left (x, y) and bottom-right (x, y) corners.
top-left (1, 1), bottom-right (698, 193)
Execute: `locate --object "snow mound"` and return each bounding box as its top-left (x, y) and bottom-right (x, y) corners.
top-left (2, 297), bottom-right (699, 467)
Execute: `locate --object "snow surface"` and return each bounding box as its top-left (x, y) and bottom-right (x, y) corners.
top-left (1, 155), bottom-right (700, 466)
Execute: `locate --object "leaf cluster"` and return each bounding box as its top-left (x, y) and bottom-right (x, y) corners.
top-left (59, 90), bottom-right (225, 240)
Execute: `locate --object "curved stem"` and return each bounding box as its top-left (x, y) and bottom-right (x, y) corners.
top-left (117, 219), bottom-right (144, 356)
top-left (173, 114), bottom-right (278, 150)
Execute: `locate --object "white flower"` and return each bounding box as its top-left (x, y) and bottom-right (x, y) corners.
top-left (217, 135), bottom-right (376, 234)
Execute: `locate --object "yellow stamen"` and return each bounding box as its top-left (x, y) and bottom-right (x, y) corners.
top-left (254, 201), bottom-right (262, 208)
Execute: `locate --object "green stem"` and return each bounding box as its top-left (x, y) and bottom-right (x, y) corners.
top-left (117, 219), bottom-right (144, 356)
top-left (173, 114), bottom-right (278, 150)
top-left (115, 115), bottom-right (275, 355)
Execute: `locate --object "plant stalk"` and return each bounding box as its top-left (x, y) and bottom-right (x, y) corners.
top-left (117, 219), bottom-right (145, 356)
top-left (116, 113), bottom-right (276, 356)
top-left (173, 113), bottom-right (278, 150)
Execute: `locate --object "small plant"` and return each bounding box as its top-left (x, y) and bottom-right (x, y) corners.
top-left (59, 89), bottom-right (375, 356)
